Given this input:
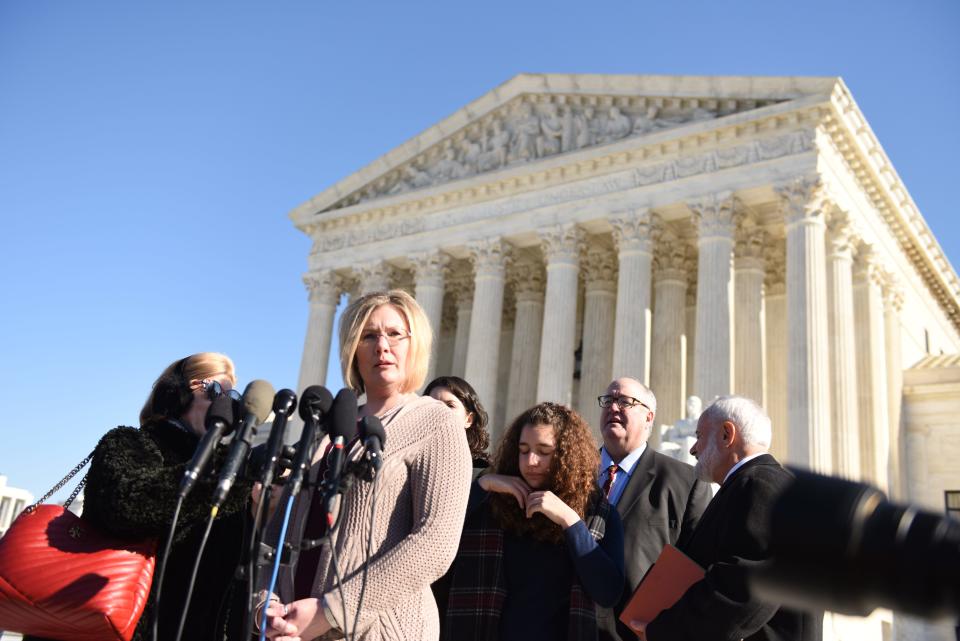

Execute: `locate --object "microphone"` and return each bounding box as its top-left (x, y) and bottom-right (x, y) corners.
top-left (287, 385), bottom-right (334, 497)
top-left (178, 395), bottom-right (235, 499)
top-left (211, 379), bottom-right (275, 507)
top-left (358, 415), bottom-right (387, 480)
top-left (256, 389), bottom-right (297, 490)
top-left (322, 388), bottom-right (359, 527)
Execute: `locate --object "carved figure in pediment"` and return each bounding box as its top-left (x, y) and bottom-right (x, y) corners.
top-left (574, 106), bottom-right (596, 149)
top-left (509, 102), bottom-right (541, 163)
top-left (388, 164), bottom-right (432, 195)
top-left (477, 119), bottom-right (510, 172)
top-left (458, 138), bottom-right (482, 176)
top-left (431, 147), bottom-right (466, 181)
top-left (604, 106), bottom-right (631, 142)
top-left (537, 104), bottom-right (564, 157)
top-left (631, 105), bottom-right (660, 135)
top-left (689, 107), bottom-right (716, 122)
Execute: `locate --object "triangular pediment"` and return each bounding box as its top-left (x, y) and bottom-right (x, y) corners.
top-left (295, 74), bottom-right (838, 217)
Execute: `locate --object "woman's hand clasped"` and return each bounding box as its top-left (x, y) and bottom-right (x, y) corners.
top-left (261, 597), bottom-right (332, 641)
top-left (477, 473), bottom-right (531, 509)
top-left (478, 475), bottom-right (580, 529)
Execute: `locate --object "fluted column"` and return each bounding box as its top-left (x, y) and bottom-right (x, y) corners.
top-left (684, 264), bottom-right (697, 402)
top-left (689, 193), bottom-right (735, 403)
top-left (448, 267), bottom-right (474, 378)
top-left (764, 246), bottom-right (788, 462)
top-left (411, 251), bottom-right (448, 385)
top-left (356, 260), bottom-right (392, 294)
top-left (464, 238), bottom-right (508, 411)
top-left (853, 243), bottom-right (890, 488)
top-left (733, 210), bottom-right (766, 405)
top-left (611, 209), bottom-right (659, 383)
top-left (650, 229), bottom-right (688, 432)
top-left (505, 256), bottom-right (546, 424)
top-left (578, 241), bottom-right (617, 437)
top-left (883, 278), bottom-right (905, 499)
top-left (779, 178), bottom-right (832, 472)
top-left (825, 211), bottom-right (860, 479)
top-left (298, 270), bottom-right (341, 394)
top-left (537, 224), bottom-right (582, 405)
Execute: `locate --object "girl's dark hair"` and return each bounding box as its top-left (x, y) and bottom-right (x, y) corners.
top-left (488, 402), bottom-right (600, 544)
top-left (424, 375), bottom-right (490, 462)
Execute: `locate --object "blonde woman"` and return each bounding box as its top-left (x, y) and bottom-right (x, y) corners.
top-left (263, 290), bottom-right (472, 641)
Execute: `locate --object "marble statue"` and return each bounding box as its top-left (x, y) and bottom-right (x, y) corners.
top-left (659, 395), bottom-right (702, 464)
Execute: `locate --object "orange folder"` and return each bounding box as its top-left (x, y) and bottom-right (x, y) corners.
top-left (618, 543), bottom-right (705, 629)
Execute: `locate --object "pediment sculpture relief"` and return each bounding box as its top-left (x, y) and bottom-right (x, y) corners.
top-left (335, 96), bottom-right (769, 209)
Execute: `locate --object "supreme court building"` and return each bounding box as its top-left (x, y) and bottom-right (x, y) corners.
top-left (290, 75), bottom-right (960, 640)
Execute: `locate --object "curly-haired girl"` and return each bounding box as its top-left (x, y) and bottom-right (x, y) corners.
top-left (443, 402), bottom-right (625, 641)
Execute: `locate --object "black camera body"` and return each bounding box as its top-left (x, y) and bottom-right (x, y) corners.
top-left (750, 469), bottom-right (959, 621)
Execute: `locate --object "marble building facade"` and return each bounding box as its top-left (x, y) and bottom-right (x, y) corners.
top-left (289, 75), bottom-right (960, 641)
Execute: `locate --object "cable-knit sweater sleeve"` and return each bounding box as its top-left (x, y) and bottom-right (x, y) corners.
top-left (322, 398), bottom-right (472, 636)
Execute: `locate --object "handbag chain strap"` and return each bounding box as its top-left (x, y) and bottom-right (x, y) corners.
top-left (23, 450), bottom-right (96, 514)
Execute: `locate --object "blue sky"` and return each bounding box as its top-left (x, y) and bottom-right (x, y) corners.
top-left (1, 1), bottom-right (958, 499)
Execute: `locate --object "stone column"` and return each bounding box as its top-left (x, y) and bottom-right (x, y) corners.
top-left (883, 278), bottom-right (905, 499)
top-left (733, 210), bottom-right (766, 405)
top-left (578, 240), bottom-right (617, 438)
top-left (448, 266), bottom-right (474, 378)
top-left (684, 259), bottom-right (697, 403)
top-left (610, 209), bottom-right (659, 384)
top-left (356, 260), bottom-right (392, 294)
top-left (825, 211), bottom-right (860, 479)
top-left (411, 251), bottom-right (448, 385)
top-left (853, 243), bottom-right (890, 488)
top-left (650, 228), bottom-right (688, 432)
top-left (763, 246), bottom-right (789, 462)
top-left (779, 178), bottom-right (832, 472)
top-left (689, 193), bottom-right (735, 403)
top-left (537, 223), bottom-right (582, 405)
top-left (505, 255), bottom-right (546, 425)
top-left (298, 270), bottom-right (341, 394)
top-left (464, 238), bottom-right (508, 412)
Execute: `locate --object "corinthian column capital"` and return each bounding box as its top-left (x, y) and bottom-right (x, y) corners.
top-left (539, 223), bottom-right (583, 265)
top-left (409, 250), bottom-right (449, 286)
top-left (468, 237), bottom-right (510, 277)
top-left (355, 260), bottom-right (393, 294)
top-left (826, 207), bottom-right (857, 259)
top-left (302, 270), bottom-right (342, 305)
top-left (776, 176), bottom-right (830, 227)
top-left (610, 208), bottom-right (661, 255)
top-left (689, 192), bottom-right (735, 241)
top-left (582, 243), bottom-right (617, 291)
top-left (509, 253), bottom-right (546, 300)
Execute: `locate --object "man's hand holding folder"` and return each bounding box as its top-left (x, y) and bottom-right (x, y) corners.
top-left (619, 544), bottom-right (705, 639)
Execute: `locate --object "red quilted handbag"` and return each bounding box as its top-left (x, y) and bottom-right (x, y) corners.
top-left (0, 453), bottom-right (156, 641)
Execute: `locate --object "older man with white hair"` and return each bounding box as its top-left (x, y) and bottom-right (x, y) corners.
top-left (633, 395), bottom-right (822, 641)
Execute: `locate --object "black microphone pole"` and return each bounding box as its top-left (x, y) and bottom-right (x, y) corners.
top-left (357, 415), bottom-right (387, 481)
top-left (321, 388), bottom-right (359, 531)
top-left (211, 379), bottom-right (275, 509)
top-left (242, 388), bottom-right (296, 640)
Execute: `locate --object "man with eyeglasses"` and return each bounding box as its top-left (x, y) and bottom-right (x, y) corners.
top-left (595, 377), bottom-right (712, 641)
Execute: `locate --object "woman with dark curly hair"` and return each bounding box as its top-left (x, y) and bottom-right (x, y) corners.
top-left (442, 402), bottom-right (625, 641)
top-left (424, 375), bottom-right (490, 477)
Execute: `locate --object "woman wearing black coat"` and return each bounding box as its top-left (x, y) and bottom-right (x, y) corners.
top-left (26, 352), bottom-right (251, 641)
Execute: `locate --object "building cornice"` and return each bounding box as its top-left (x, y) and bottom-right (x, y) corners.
top-left (821, 79), bottom-right (960, 333)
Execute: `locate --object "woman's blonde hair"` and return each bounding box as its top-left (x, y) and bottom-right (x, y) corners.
top-left (339, 290), bottom-right (432, 394)
top-left (139, 352), bottom-right (236, 425)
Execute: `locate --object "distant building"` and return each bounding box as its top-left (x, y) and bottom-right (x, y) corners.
top-left (0, 475), bottom-right (33, 536)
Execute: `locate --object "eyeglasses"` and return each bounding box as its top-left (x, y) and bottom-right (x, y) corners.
top-left (202, 379), bottom-right (242, 402)
top-left (597, 394), bottom-right (651, 411)
top-left (359, 329), bottom-right (411, 347)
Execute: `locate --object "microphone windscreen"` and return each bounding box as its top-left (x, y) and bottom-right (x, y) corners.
top-left (359, 415), bottom-right (386, 447)
top-left (272, 388), bottom-right (297, 415)
top-left (329, 388), bottom-right (358, 441)
top-left (299, 385), bottom-right (334, 422)
top-left (242, 379), bottom-right (276, 423)
top-left (205, 395), bottom-right (236, 433)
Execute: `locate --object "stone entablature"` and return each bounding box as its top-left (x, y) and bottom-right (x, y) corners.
top-left (291, 75), bottom-right (960, 338)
